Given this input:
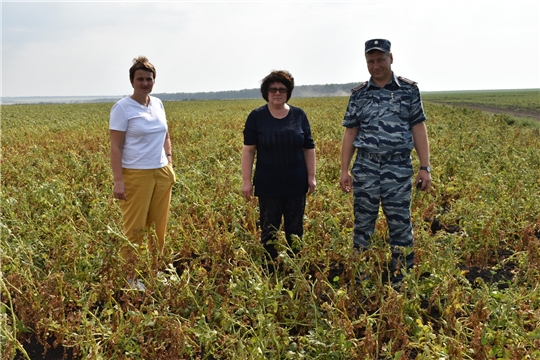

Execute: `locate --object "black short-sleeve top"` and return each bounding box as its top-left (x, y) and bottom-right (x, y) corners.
top-left (243, 104), bottom-right (315, 197)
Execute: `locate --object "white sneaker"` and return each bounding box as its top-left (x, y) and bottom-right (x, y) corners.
top-left (127, 278), bottom-right (146, 291)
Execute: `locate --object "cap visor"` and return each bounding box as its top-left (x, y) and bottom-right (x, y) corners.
top-left (365, 47), bottom-right (389, 53)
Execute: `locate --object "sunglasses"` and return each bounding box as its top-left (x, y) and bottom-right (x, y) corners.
top-left (268, 87), bottom-right (288, 94)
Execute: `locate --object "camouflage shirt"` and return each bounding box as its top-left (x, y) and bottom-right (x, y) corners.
top-left (342, 73), bottom-right (426, 155)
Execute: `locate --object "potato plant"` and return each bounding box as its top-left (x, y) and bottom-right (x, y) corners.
top-left (422, 90), bottom-right (540, 113)
top-left (1, 97), bottom-right (539, 359)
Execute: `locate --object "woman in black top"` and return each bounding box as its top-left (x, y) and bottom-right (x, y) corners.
top-left (241, 70), bottom-right (316, 270)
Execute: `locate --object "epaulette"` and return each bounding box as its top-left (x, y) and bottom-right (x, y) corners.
top-left (351, 81), bottom-right (368, 94)
top-left (397, 76), bottom-right (418, 86)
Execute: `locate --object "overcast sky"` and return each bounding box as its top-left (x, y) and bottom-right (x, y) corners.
top-left (2, 0), bottom-right (539, 97)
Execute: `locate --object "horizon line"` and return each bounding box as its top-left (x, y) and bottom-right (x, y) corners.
top-left (3, 86), bottom-right (539, 100)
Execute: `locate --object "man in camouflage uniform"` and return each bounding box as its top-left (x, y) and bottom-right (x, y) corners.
top-left (340, 39), bottom-right (431, 283)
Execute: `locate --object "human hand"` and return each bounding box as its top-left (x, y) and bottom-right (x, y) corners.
top-left (415, 172), bottom-right (432, 191)
top-left (307, 178), bottom-right (317, 195)
top-left (113, 181), bottom-right (127, 200)
top-left (242, 182), bottom-right (254, 201)
top-left (339, 172), bottom-right (352, 193)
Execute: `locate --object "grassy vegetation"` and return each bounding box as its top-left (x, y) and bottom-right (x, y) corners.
top-left (422, 89), bottom-right (540, 113)
top-left (422, 89), bottom-right (540, 128)
top-left (1, 97), bottom-right (540, 359)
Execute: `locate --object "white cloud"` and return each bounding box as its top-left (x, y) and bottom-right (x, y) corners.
top-left (2, 0), bottom-right (539, 97)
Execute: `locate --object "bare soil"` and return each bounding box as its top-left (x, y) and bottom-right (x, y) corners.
top-left (426, 101), bottom-right (540, 121)
top-left (15, 334), bottom-right (75, 360)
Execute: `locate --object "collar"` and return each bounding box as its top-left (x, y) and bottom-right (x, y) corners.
top-left (367, 72), bottom-right (401, 90)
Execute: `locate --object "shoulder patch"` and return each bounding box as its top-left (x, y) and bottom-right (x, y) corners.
top-left (397, 76), bottom-right (418, 86)
top-left (351, 81), bottom-right (368, 94)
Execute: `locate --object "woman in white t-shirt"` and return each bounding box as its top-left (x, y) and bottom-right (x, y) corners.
top-left (109, 56), bottom-right (176, 281)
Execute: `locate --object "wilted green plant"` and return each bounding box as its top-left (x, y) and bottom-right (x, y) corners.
top-left (1, 98), bottom-right (539, 359)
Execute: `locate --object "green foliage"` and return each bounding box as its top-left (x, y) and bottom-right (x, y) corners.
top-left (1, 97), bottom-right (539, 359)
top-left (422, 89), bottom-right (540, 113)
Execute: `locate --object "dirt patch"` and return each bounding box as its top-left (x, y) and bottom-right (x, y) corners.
top-left (426, 101), bottom-right (540, 121)
top-left (15, 334), bottom-right (76, 360)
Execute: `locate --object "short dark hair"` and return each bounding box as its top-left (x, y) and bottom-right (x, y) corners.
top-left (129, 56), bottom-right (156, 81)
top-left (260, 70), bottom-right (294, 102)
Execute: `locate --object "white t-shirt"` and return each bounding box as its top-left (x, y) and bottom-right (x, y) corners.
top-left (110, 96), bottom-right (169, 169)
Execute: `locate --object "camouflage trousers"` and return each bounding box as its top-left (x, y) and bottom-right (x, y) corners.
top-left (351, 151), bottom-right (414, 269)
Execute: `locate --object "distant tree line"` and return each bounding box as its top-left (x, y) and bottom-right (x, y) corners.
top-left (154, 83), bottom-right (361, 101)
top-left (1, 83), bottom-right (363, 105)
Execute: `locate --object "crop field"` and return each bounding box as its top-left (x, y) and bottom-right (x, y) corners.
top-left (1, 96), bottom-right (540, 359)
top-left (422, 89), bottom-right (540, 112)
top-left (422, 90), bottom-right (540, 123)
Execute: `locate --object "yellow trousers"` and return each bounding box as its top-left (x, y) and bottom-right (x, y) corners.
top-left (118, 163), bottom-right (176, 265)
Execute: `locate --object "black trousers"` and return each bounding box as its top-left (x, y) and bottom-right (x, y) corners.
top-left (258, 195), bottom-right (306, 261)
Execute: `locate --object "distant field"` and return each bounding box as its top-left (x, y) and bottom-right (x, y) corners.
top-left (2, 97), bottom-right (539, 359)
top-left (422, 89), bottom-right (540, 114)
